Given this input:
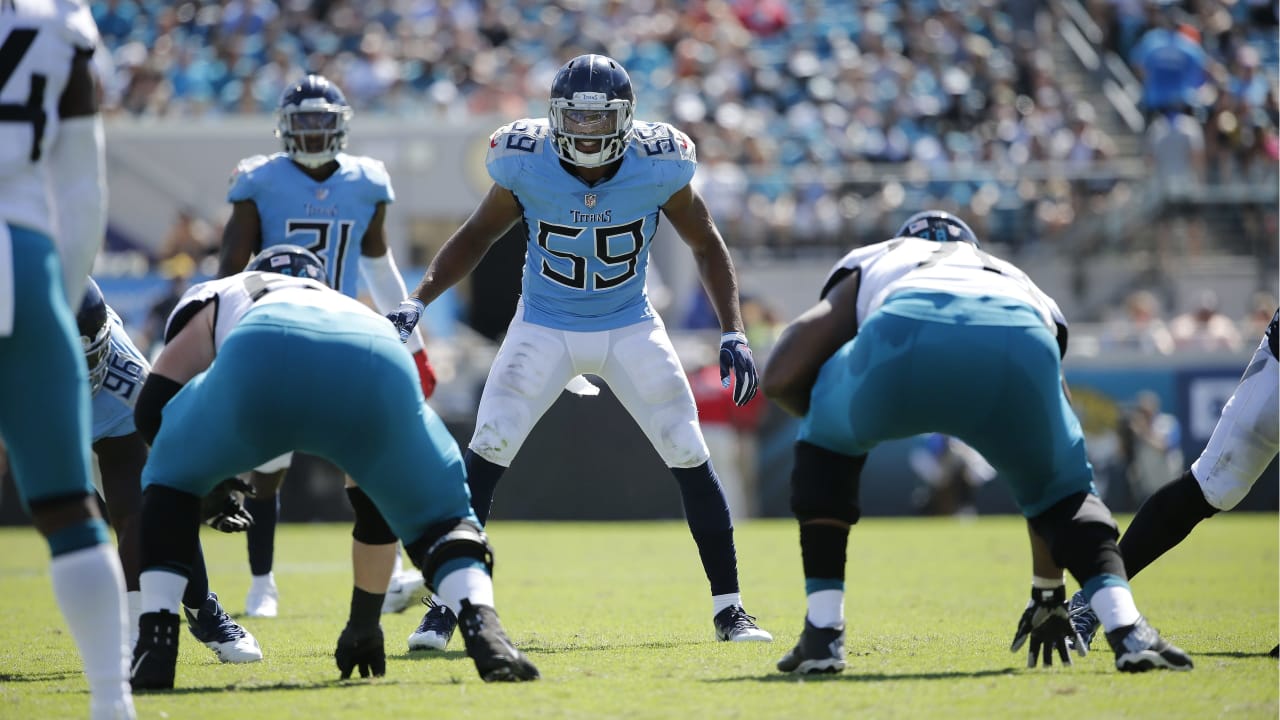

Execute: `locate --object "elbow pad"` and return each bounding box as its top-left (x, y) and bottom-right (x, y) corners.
top-left (134, 374), bottom-right (184, 445)
top-left (50, 115), bottom-right (106, 307)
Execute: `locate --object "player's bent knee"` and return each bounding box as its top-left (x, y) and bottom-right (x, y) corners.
top-left (654, 413), bottom-right (710, 468)
top-left (346, 487), bottom-right (398, 545)
top-left (1029, 492), bottom-right (1124, 583)
top-left (790, 441), bottom-right (865, 524)
top-left (470, 396), bottom-right (532, 466)
top-left (405, 518), bottom-right (494, 591)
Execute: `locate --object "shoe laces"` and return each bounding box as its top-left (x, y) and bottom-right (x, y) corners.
top-left (720, 606), bottom-right (759, 630)
top-left (199, 605), bottom-right (247, 641)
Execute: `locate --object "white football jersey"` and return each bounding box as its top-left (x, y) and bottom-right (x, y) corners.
top-left (0, 0), bottom-right (98, 237)
top-left (164, 272), bottom-right (385, 352)
top-left (821, 237), bottom-right (1066, 334)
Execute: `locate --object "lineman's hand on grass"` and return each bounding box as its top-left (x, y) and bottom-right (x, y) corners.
top-left (1010, 585), bottom-right (1086, 667)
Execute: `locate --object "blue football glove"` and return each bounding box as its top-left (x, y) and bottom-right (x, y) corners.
top-left (718, 331), bottom-right (758, 406)
top-left (386, 298), bottom-right (424, 344)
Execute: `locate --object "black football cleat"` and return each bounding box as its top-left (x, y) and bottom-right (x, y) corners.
top-left (1106, 617), bottom-right (1193, 672)
top-left (456, 600), bottom-right (539, 682)
top-left (776, 617), bottom-right (846, 674)
top-left (131, 610), bottom-right (181, 690)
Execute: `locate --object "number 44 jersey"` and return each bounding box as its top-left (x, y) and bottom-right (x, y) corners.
top-left (227, 152), bottom-right (393, 298)
top-left (0, 0), bottom-right (99, 237)
top-left (487, 118), bottom-right (696, 332)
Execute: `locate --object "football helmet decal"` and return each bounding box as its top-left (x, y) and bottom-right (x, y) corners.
top-left (896, 210), bottom-right (981, 247)
top-left (276, 74), bottom-right (352, 168)
top-left (549, 54), bottom-right (635, 168)
top-left (77, 276), bottom-right (112, 394)
top-left (247, 244), bottom-right (329, 286)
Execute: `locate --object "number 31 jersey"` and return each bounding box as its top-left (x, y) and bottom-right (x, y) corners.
top-left (0, 0), bottom-right (99, 237)
top-left (487, 118), bottom-right (696, 331)
top-left (227, 152), bottom-right (394, 298)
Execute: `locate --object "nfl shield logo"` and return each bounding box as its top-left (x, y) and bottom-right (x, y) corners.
top-left (316, 188), bottom-right (330, 200)
top-left (584, 193), bottom-right (597, 209)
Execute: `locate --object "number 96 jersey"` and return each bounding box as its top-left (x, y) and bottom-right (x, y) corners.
top-left (486, 118), bottom-right (696, 331)
top-left (91, 307), bottom-right (150, 443)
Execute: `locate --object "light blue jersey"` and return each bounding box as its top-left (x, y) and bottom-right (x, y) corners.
top-left (90, 308), bottom-right (148, 442)
top-left (487, 118), bottom-right (697, 331)
top-left (227, 152), bottom-right (394, 298)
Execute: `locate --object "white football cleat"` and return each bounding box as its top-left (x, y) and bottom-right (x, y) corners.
top-left (245, 574), bottom-right (279, 618)
top-left (382, 569), bottom-right (426, 614)
top-left (185, 592), bottom-right (263, 663)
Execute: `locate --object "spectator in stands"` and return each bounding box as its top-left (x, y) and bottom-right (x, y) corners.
top-left (1129, 10), bottom-right (1210, 119)
top-left (1119, 391), bottom-right (1183, 504)
top-left (1102, 289), bottom-right (1176, 355)
top-left (1169, 290), bottom-right (1245, 352)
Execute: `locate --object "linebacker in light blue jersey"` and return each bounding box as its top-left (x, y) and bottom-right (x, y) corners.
top-left (216, 75), bottom-right (434, 618)
top-left (389, 54), bottom-right (771, 649)
top-left (76, 278), bottom-right (262, 666)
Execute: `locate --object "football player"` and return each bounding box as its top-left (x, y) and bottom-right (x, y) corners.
top-left (129, 245), bottom-right (537, 688)
top-left (0, 3), bottom-right (133, 717)
top-left (78, 277), bottom-right (261, 663)
top-left (387, 54), bottom-right (771, 650)
top-left (216, 75), bottom-right (433, 617)
top-left (761, 210), bottom-right (1193, 674)
top-left (1070, 309), bottom-right (1279, 654)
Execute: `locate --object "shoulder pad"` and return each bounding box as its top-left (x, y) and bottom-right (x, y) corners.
top-left (342, 154), bottom-right (395, 202)
top-left (230, 154), bottom-right (272, 184)
top-left (487, 119), bottom-right (549, 161)
top-left (632, 121), bottom-right (696, 163)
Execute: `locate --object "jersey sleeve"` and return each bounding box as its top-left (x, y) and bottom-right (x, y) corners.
top-left (59, 0), bottom-right (100, 52)
top-left (485, 120), bottom-right (540, 189)
top-left (356, 156), bottom-right (394, 205)
top-left (227, 155), bottom-right (269, 203)
top-left (164, 282), bottom-right (219, 343)
top-left (641, 122), bottom-right (697, 197)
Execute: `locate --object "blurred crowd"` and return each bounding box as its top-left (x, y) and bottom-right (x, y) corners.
top-left (90, 0), bottom-right (1277, 257)
top-left (1100, 287), bottom-right (1275, 355)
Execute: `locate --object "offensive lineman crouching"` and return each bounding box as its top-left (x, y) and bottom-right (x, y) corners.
top-left (128, 245), bottom-right (538, 687)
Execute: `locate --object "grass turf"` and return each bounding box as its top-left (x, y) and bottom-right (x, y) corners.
top-left (0, 514), bottom-right (1275, 719)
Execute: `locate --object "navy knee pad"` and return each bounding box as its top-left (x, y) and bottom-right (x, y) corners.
top-left (405, 518), bottom-right (494, 592)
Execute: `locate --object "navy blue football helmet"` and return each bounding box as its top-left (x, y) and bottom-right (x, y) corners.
top-left (275, 74), bottom-right (351, 168)
top-left (77, 277), bottom-right (112, 394)
top-left (895, 210), bottom-right (980, 247)
top-left (247, 244), bottom-right (329, 286)
top-left (549, 54), bottom-right (635, 168)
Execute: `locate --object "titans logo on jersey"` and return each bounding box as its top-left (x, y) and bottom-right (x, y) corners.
top-left (486, 118), bottom-right (696, 331)
top-left (227, 152), bottom-right (394, 298)
top-left (91, 309), bottom-right (149, 442)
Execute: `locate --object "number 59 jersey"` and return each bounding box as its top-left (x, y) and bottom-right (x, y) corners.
top-left (487, 118), bottom-right (697, 331)
top-left (91, 307), bottom-right (150, 443)
top-left (0, 0), bottom-right (99, 237)
top-left (227, 152), bottom-right (394, 298)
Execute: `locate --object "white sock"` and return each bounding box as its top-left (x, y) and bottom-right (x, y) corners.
top-left (1090, 585), bottom-right (1141, 632)
top-left (391, 546), bottom-right (404, 577)
top-left (251, 572), bottom-right (275, 588)
top-left (50, 544), bottom-right (131, 710)
top-left (139, 569), bottom-right (188, 615)
top-left (1032, 575), bottom-right (1064, 589)
top-left (806, 589), bottom-right (845, 629)
top-left (712, 592), bottom-right (742, 617)
top-left (437, 567), bottom-right (494, 615)
top-left (125, 591), bottom-right (141, 648)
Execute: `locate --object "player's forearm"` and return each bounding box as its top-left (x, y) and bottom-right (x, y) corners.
top-left (693, 244), bottom-right (744, 334)
top-left (410, 236), bottom-right (489, 306)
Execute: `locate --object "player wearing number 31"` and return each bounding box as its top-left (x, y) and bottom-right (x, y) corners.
top-left (387, 54), bottom-right (771, 648)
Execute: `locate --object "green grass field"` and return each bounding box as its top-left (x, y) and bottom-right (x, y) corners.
top-left (0, 515), bottom-right (1275, 719)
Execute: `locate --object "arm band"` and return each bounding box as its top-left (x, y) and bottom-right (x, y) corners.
top-left (133, 374), bottom-right (184, 445)
top-left (50, 115), bottom-right (106, 307)
top-left (359, 252), bottom-right (423, 352)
